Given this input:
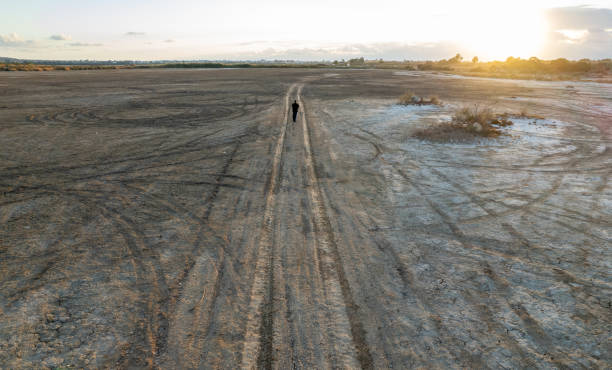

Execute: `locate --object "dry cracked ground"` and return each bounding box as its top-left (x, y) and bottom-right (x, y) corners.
top-left (0, 69), bottom-right (610, 369)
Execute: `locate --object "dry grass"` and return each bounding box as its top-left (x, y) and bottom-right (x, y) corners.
top-left (398, 91), bottom-right (418, 105)
top-left (414, 105), bottom-right (518, 142)
top-left (453, 106), bottom-right (495, 125)
top-left (398, 91), bottom-right (442, 106)
top-left (515, 108), bottom-right (544, 120)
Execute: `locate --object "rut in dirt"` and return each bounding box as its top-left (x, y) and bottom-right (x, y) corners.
top-left (239, 83), bottom-right (374, 369)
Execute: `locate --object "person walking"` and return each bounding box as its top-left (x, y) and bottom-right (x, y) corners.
top-left (291, 100), bottom-right (299, 122)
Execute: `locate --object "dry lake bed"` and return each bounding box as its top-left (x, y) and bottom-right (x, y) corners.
top-left (1, 69), bottom-right (610, 368)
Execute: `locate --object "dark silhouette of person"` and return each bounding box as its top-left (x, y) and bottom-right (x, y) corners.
top-left (292, 100), bottom-right (299, 122)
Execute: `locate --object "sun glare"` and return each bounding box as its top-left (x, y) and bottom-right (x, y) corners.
top-left (458, 6), bottom-right (547, 60)
top-left (558, 29), bottom-right (589, 43)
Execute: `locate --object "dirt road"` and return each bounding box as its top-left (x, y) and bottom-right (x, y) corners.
top-left (1, 69), bottom-right (610, 368)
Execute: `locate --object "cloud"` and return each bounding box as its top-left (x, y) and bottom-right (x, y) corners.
top-left (164, 39), bottom-right (175, 43)
top-left (227, 8), bottom-right (610, 61)
top-left (50, 34), bottom-right (71, 41)
top-left (221, 41), bottom-right (464, 61)
top-left (238, 40), bottom-right (268, 46)
top-left (543, 6), bottom-right (612, 59)
top-left (556, 29), bottom-right (589, 42)
top-left (0, 33), bottom-right (35, 47)
top-left (125, 32), bottom-right (146, 36)
top-left (68, 42), bottom-right (103, 47)
top-left (546, 6), bottom-right (612, 31)
top-left (1, 33), bottom-right (23, 44)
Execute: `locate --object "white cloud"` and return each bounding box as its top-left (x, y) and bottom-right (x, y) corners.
top-left (125, 32), bottom-right (146, 36)
top-left (556, 29), bottom-right (589, 44)
top-left (543, 7), bottom-right (612, 58)
top-left (68, 42), bottom-right (103, 47)
top-left (50, 34), bottom-right (72, 41)
top-left (547, 6), bottom-right (612, 30)
top-left (215, 41), bottom-right (464, 61)
top-left (0, 33), bottom-right (31, 46)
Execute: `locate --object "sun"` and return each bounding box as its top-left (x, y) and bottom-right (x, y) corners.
top-left (458, 5), bottom-right (548, 60)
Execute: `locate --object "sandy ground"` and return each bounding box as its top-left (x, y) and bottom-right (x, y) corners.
top-left (0, 69), bottom-right (610, 369)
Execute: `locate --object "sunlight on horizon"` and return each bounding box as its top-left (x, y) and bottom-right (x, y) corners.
top-left (0, 0), bottom-right (609, 60)
top-left (456, 6), bottom-right (548, 60)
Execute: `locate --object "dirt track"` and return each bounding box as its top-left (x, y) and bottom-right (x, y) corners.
top-left (0, 69), bottom-right (610, 368)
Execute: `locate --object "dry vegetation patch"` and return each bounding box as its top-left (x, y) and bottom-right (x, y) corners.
top-left (413, 106), bottom-right (529, 142)
top-left (398, 91), bottom-right (441, 106)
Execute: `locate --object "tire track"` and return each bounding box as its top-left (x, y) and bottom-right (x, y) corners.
top-left (4, 94), bottom-right (266, 177)
top-left (240, 83), bottom-right (296, 369)
top-left (315, 112), bottom-right (514, 365)
top-left (347, 125), bottom-right (610, 238)
top-left (174, 141), bottom-right (241, 367)
top-left (28, 189), bottom-right (171, 368)
top-left (419, 168), bottom-right (591, 367)
top-left (299, 88), bottom-right (374, 369)
top-left (358, 153), bottom-right (541, 363)
top-left (363, 138), bottom-right (600, 367)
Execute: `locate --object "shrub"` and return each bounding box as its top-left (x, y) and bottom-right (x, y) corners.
top-left (414, 106), bottom-right (520, 142)
top-left (453, 106), bottom-right (494, 124)
top-left (451, 106), bottom-right (507, 137)
top-left (398, 91), bottom-right (418, 105)
top-left (429, 95), bottom-right (441, 106)
top-left (398, 92), bottom-right (442, 106)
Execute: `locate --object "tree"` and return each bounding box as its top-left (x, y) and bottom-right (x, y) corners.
top-left (348, 57), bottom-right (365, 66)
top-left (472, 56), bottom-right (479, 64)
top-left (449, 53), bottom-right (463, 63)
top-left (551, 58), bottom-right (570, 72)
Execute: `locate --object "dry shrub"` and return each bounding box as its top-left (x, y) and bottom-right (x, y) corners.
top-left (451, 106), bottom-right (513, 137)
top-left (398, 91), bottom-right (418, 105)
top-left (514, 108), bottom-right (544, 120)
top-left (429, 95), bottom-right (441, 105)
top-left (453, 106), bottom-right (494, 125)
top-left (414, 105), bottom-right (517, 142)
top-left (398, 91), bottom-right (442, 106)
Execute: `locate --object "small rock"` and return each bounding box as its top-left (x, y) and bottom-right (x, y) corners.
top-left (472, 122), bottom-right (483, 132)
top-left (45, 356), bottom-right (64, 367)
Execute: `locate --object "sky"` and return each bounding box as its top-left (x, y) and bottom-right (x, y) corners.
top-left (1, 0), bottom-right (611, 61)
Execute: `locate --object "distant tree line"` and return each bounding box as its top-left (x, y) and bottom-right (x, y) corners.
top-left (0, 61), bottom-right (330, 72)
top-left (416, 54), bottom-right (612, 75)
top-left (0, 63), bottom-right (127, 71)
top-left (2, 54), bottom-right (611, 79)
